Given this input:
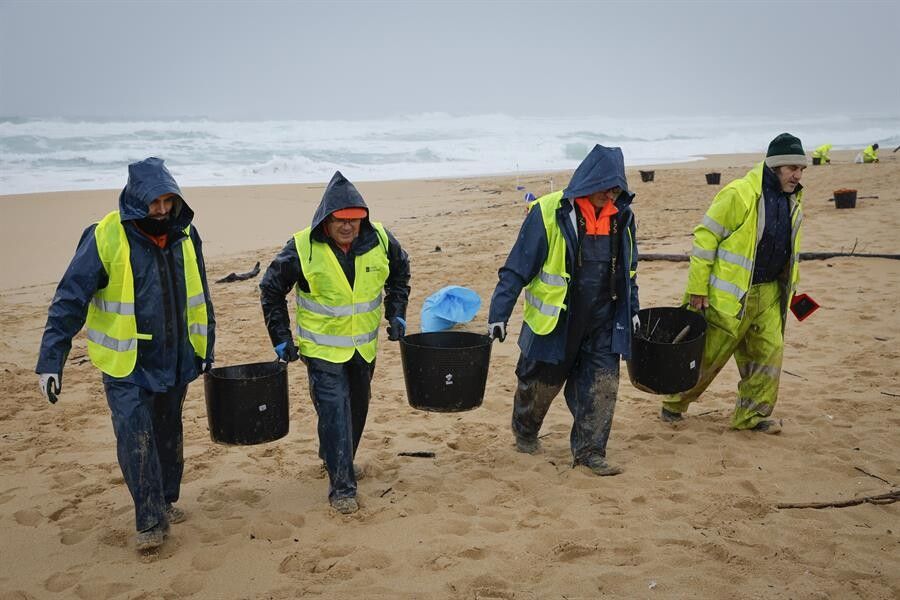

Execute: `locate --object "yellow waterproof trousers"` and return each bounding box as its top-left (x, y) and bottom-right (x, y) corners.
top-left (663, 281), bottom-right (784, 429)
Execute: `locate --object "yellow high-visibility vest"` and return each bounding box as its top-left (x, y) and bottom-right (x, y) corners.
top-left (85, 211), bottom-right (208, 377)
top-left (686, 163), bottom-right (803, 334)
top-left (293, 222), bottom-right (390, 363)
top-left (523, 192), bottom-right (570, 335)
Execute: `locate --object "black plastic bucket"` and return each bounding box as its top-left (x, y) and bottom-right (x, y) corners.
top-left (705, 172), bottom-right (721, 185)
top-left (400, 331), bottom-right (491, 412)
top-left (834, 189), bottom-right (857, 209)
top-left (626, 307), bottom-right (707, 395)
top-left (639, 170), bottom-right (655, 182)
top-left (812, 157), bottom-right (822, 165)
top-left (204, 361), bottom-right (289, 444)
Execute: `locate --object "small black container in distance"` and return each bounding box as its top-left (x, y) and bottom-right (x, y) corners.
top-left (627, 307), bottom-right (707, 395)
top-left (400, 331), bottom-right (492, 412)
top-left (705, 172), bottom-right (721, 185)
top-left (639, 170), bottom-right (655, 182)
top-left (204, 361), bottom-right (289, 444)
top-left (833, 189), bottom-right (857, 209)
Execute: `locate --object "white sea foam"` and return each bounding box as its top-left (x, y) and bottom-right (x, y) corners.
top-left (1, 113), bottom-right (897, 194)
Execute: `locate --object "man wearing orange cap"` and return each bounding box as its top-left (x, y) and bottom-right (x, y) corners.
top-left (260, 171), bottom-right (410, 514)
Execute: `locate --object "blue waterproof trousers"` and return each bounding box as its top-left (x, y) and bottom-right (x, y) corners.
top-left (512, 233), bottom-right (621, 464)
top-left (305, 351), bottom-right (374, 501)
top-left (103, 380), bottom-right (187, 532)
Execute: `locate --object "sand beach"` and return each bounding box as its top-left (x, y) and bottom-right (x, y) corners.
top-left (1, 150), bottom-right (898, 599)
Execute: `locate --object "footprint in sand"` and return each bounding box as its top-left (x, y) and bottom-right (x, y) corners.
top-left (13, 509), bottom-right (42, 526)
top-left (436, 518), bottom-right (471, 536)
top-left (43, 570), bottom-right (82, 593)
top-left (169, 572), bottom-right (205, 596)
top-left (72, 581), bottom-right (135, 599)
top-left (247, 519), bottom-right (292, 542)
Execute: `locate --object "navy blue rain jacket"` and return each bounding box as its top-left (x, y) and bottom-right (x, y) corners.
top-left (488, 145), bottom-right (639, 363)
top-left (36, 158), bottom-right (216, 391)
top-left (259, 171), bottom-right (411, 349)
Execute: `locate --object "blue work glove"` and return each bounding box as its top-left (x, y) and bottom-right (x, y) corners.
top-left (274, 341), bottom-right (300, 362)
top-left (387, 316), bottom-right (406, 341)
top-left (39, 373), bottom-right (61, 404)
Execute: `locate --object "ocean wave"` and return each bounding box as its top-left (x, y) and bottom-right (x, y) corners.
top-left (2, 113), bottom-right (898, 195)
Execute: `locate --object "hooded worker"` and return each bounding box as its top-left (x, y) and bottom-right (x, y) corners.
top-left (36, 157), bottom-right (216, 552)
top-left (661, 133), bottom-right (807, 433)
top-left (487, 144), bottom-right (639, 476)
top-left (259, 171), bottom-right (410, 514)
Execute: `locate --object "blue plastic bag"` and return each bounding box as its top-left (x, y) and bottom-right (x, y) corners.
top-left (420, 286), bottom-right (482, 333)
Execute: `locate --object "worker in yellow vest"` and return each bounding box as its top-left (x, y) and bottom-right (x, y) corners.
top-left (260, 171), bottom-right (410, 514)
top-left (487, 145), bottom-right (640, 476)
top-left (661, 133), bottom-right (806, 433)
top-left (862, 143), bottom-right (879, 163)
top-left (811, 143), bottom-right (832, 164)
top-left (36, 158), bottom-right (216, 552)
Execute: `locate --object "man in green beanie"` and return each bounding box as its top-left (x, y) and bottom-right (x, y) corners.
top-left (660, 133), bottom-right (807, 433)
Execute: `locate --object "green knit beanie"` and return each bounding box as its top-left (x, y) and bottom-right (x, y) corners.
top-left (765, 133), bottom-right (807, 168)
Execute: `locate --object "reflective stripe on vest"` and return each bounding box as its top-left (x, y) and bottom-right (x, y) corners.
top-left (687, 162), bottom-right (803, 329)
top-left (293, 222), bottom-right (390, 363)
top-left (85, 211), bottom-right (208, 377)
top-left (523, 191), bottom-right (569, 335)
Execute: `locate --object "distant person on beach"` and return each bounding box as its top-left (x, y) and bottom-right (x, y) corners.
top-left (811, 143), bottom-right (832, 164)
top-left (660, 133), bottom-right (807, 434)
top-left (259, 171), bottom-right (410, 514)
top-left (862, 143), bottom-right (879, 163)
top-left (487, 145), bottom-right (640, 476)
top-left (36, 157), bottom-right (216, 552)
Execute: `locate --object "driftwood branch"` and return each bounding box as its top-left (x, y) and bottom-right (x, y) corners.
top-left (215, 261), bottom-right (260, 284)
top-left (397, 451), bottom-right (435, 458)
top-left (641, 252), bottom-right (900, 262)
top-left (776, 489), bottom-right (899, 509)
top-left (854, 466), bottom-right (894, 486)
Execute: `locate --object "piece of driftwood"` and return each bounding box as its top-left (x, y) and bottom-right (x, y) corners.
top-left (853, 466), bottom-right (894, 486)
top-left (641, 252), bottom-right (900, 262)
top-left (215, 261), bottom-right (260, 283)
top-left (397, 451), bottom-right (435, 458)
top-left (776, 489), bottom-right (899, 509)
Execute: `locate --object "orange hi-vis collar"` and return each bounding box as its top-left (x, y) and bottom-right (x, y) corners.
top-left (575, 197), bottom-right (618, 235)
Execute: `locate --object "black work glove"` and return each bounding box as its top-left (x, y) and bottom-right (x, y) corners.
top-left (488, 321), bottom-right (507, 342)
top-left (387, 316), bottom-right (406, 341)
top-left (274, 341), bottom-right (300, 362)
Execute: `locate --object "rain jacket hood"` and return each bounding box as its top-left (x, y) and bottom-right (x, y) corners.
top-left (563, 145), bottom-right (631, 202)
top-left (311, 171), bottom-right (370, 232)
top-left (118, 157), bottom-right (193, 230)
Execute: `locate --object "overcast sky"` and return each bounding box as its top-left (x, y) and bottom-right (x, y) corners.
top-left (1, 0), bottom-right (898, 120)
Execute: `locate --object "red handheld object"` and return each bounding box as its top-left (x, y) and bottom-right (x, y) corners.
top-left (790, 293), bottom-right (819, 322)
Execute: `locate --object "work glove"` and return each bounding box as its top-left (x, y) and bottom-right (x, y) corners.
top-left (39, 373), bottom-right (61, 404)
top-left (488, 321), bottom-right (507, 342)
top-left (198, 359), bottom-right (214, 374)
top-left (387, 316), bottom-right (406, 341)
top-left (632, 314), bottom-right (641, 333)
top-left (274, 341), bottom-right (300, 363)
